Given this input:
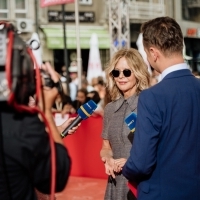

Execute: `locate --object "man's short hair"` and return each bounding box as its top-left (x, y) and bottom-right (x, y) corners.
top-left (141, 17), bottom-right (183, 56)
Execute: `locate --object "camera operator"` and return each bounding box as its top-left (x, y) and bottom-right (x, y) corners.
top-left (0, 61), bottom-right (79, 200)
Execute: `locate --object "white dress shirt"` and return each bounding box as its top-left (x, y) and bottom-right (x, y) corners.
top-left (161, 63), bottom-right (189, 81)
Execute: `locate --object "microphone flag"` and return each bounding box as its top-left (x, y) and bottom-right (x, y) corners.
top-left (124, 112), bottom-right (137, 132)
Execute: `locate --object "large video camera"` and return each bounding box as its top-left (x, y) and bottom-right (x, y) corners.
top-left (0, 22), bottom-right (63, 106)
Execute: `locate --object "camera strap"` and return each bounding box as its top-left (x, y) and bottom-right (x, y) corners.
top-left (0, 22), bottom-right (38, 112)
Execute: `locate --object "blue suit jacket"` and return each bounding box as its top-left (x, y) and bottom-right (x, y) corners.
top-left (122, 69), bottom-right (200, 200)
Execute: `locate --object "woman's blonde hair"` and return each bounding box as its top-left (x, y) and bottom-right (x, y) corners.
top-left (105, 48), bottom-right (150, 101)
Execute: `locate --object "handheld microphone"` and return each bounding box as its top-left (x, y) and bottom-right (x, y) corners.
top-left (124, 112), bottom-right (137, 132)
top-left (60, 100), bottom-right (97, 138)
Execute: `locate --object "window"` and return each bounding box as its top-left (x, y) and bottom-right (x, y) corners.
top-left (0, 0), bottom-right (8, 19)
top-left (16, 0), bottom-right (25, 9)
top-left (15, 0), bottom-right (27, 18)
top-left (182, 0), bottom-right (200, 22)
top-left (79, 0), bottom-right (93, 5)
top-left (0, 0), bottom-right (28, 19)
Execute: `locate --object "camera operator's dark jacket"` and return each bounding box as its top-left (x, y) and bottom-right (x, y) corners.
top-left (0, 102), bottom-right (71, 200)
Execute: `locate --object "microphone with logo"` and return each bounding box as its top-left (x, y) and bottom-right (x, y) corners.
top-left (124, 112), bottom-right (137, 132)
top-left (60, 100), bottom-right (97, 138)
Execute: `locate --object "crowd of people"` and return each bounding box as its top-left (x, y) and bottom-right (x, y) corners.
top-left (1, 16), bottom-right (200, 200)
top-left (54, 65), bottom-right (107, 118)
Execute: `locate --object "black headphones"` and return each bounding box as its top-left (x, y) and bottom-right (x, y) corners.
top-left (0, 21), bottom-right (63, 110)
top-left (0, 22), bottom-right (36, 107)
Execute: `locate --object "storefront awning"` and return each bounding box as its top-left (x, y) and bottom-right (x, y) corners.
top-left (41, 25), bottom-right (110, 49)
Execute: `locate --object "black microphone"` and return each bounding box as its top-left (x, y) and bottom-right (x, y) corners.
top-left (124, 112), bottom-right (137, 132)
top-left (60, 100), bottom-right (97, 138)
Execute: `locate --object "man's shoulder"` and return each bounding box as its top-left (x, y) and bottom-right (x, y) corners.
top-left (141, 81), bottom-right (166, 95)
top-left (140, 86), bottom-right (156, 96)
top-left (139, 84), bottom-right (164, 105)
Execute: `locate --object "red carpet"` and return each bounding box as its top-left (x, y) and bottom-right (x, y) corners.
top-left (63, 115), bottom-right (107, 179)
top-left (55, 176), bottom-right (107, 200)
top-left (55, 115), bottom-right (108, 199)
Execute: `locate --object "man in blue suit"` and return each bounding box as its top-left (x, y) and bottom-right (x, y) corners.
top-left (122, 16), bottom-right (200, 200)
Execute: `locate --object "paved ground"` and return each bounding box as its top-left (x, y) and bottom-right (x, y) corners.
top-left (55, 176), bottom-right (107, 200)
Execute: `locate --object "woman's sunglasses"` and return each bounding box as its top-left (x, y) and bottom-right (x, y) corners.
top-left (111, 69), bottom-right (132, 78)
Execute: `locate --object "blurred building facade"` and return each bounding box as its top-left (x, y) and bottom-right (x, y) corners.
top-left (1, 0), bottom-right (200, 73)
top-left (177, 0), bottom-right (200, 73)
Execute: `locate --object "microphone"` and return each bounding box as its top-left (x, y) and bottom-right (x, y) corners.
top-left (60, 100), bottom-right (97, 138)
top-left (124, 112), bottom-right (137, 132)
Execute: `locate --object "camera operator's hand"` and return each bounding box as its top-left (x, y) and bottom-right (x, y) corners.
top-left (39, 62), bottom-right (60, 113)
top-left (38, 62), bottom-right (64, 144)
top-left (37, 62), bottom-right (80, 144)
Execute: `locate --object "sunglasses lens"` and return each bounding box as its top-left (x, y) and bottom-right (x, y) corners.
top-left (123, 69), bottom-right (132, 77)
top-left (111, 69), bottom-right (132, 77)
top-left (111, 70), bottom-right (120, 77)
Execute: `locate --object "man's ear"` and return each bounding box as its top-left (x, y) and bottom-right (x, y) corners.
top-left (149, 47), bottom-right (158, 62)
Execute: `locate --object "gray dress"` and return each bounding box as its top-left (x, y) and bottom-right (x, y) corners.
top-left (102, 94), bottom-right (138, 200)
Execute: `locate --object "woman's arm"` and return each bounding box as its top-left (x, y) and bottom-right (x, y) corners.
top-left (100, 139), bottom-right (116, 178)
top-left (100, 139), bottom-right (113, 161)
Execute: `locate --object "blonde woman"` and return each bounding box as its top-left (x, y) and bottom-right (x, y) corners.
top-left (100, 48), bottom-right (150, 200)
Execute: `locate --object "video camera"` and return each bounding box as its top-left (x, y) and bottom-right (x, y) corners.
top-left (0, 22), bottom-right (63, 106)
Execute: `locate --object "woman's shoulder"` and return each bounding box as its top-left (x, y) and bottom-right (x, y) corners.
top-left (104, 101), bottom-right (112, 112)
top-left (104, 97), bottom-right (122, 112)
